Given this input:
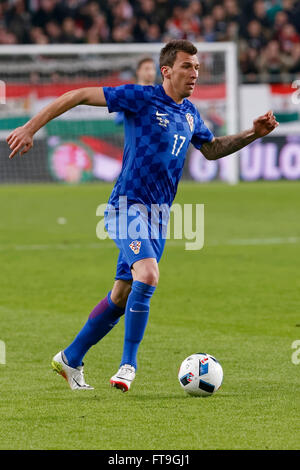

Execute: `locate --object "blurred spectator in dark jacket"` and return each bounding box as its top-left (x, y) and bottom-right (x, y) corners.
top-left (155, 0), bottom-right (173, 31)
top-left (211, 4), bottom-right (228, 41)
top-left (243, 19), bottom-right (268, 51)
top-left (252, 0), bottom-right (273, 31)
top-left (111, 23), bottom-right (133, 43)
top-left (257, 39), bottom-right (291, 81)
top-left (291, 1), bottom-right (300, 33)
top-left (278, 22), bottom-right (300, 54)
top-left (85, 26), bottom-right (100, 44)
top-left (224, 0), bottom-right (241, 23)
top-left (201, 15), bottom-right (217, 42)
top-left (60, 17), bottom-right (84, 42)
top-left (133, 0), bottom-right (163, 42)
top-left (32, 0), bottom-right (65, 29)
top-left (239, 46), bottom-right (260, 83)
top-left (225, 21), bottom-right (239, 42)
top-left (4, 0), bottom-right (31, 43)
top-left (286, 41), bottom-right (300, 75)
top-left (30, 26), bottom-right (50, 44)
top-left (45, 20), bottom-right (62, 43)
top-left (60, 0), bottom-right (86, 20)
top-left (282, 0), bottom-right (298, 24)
top-left (90, 13), bottom-right (110, 42)
top-left (111, 0), bottom-right (134, 30)
top-left (144, 23), bottom-right (161, 42)
top-left (272, 10), bottom-right (290, 39)
top-left (134, 0), bottom-right (160, 25)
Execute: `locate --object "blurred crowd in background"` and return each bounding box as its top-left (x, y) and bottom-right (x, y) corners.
top-left (1, 0), bottom-right (300, 82)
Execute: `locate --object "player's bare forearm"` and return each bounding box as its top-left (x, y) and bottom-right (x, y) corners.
top-left (22, 91), bottom-right (79, 136)
top-left (201, 110), bottom-right (279, 161)
top-left (201, 129), bottom-right (257, 160)
top-left (6, 87), bottom-right (106, 159)
top-left (25, 88), bottom-right (106, 134)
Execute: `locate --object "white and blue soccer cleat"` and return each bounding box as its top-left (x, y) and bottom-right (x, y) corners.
top-left (51, 351), bottom-right (94, 390)
top-left (110, 364), bottom-right (136, 392)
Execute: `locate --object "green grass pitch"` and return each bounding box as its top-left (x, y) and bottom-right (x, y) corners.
top-left (0, 181), bottom-right (299, 450)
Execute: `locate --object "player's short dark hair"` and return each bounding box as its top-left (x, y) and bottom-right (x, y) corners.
top-left (159, 40), bottom-right (198, 69)
top-left (136, 57), bottom-right (155, 71)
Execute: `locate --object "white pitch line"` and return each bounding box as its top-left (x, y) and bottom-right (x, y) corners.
top-left (222, 236), bottom-right (300, 246)
top-left (0, 236), bottom-right (299, 252)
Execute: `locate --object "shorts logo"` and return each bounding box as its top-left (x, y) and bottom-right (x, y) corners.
top-left (186, 113), bottom-right (194, 132)
top-left (129, 240), bottom-right (141, 254)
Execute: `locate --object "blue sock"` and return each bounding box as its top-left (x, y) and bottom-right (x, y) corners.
top-left (120, 280), bottom-right (156, 370)
top-left (64, 291), bottom-right (125, 368)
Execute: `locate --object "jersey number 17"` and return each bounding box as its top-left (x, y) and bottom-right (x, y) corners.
top-left (171, 134), bottom-right (186, 157)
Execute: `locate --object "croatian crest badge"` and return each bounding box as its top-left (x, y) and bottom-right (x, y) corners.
top-left (129, 240), bottom-right (141, 255)
top-left (185, 113), bottom-right (194, 132)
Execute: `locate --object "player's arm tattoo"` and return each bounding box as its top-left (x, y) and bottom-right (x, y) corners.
top-left (200, 129), bottom-right (257, 161)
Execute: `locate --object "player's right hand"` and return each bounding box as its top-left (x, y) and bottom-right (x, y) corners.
top-left (6, 126), bottom-right (34, 159)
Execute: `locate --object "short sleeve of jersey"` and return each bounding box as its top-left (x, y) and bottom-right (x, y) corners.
top-left (103, 84), bottom-right (154, 114)
top-left (191, 109), bottom-right (214, 150)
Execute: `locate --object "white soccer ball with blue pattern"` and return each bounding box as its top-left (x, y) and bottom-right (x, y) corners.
top-left (178, 353), bottom-right (223, 397)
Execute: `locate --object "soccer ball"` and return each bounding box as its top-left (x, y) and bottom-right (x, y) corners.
top-left (178, 353), bottom-right (223, 397)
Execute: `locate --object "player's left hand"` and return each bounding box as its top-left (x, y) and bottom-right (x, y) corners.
top-left (252, 110), bottom-right (279, 138)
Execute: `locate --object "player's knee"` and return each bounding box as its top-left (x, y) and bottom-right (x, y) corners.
top-left (132, 258), bottom-right (159, 287)
top-left (137, 268), bottom-right (159, 287)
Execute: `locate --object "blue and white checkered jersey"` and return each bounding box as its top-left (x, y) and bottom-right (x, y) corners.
top-left (103, 84), bottom-right (214, 211)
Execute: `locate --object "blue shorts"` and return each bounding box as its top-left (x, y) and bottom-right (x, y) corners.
top-left (104, 209), bottom-right (167, 281)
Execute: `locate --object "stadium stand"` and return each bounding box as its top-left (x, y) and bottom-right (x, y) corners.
top-left (0, 0), bottom-right (300, 82)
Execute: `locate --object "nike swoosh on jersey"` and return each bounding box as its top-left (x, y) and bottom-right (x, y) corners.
top-left (156, 110), bottom-right (168, 116)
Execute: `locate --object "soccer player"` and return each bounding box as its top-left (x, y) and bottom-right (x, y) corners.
top-left (115, 56), bottom-right (156, 125)
top-left (6, 40), bottom-right (279, 392)
top-left (135, 56), bottom-right (157, 86)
